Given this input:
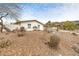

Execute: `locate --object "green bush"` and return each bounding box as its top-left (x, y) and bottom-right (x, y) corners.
top-left (48, 34), bottom-right (60, 49)
top-left (63, 21), bottom-right (76, 30)
top-left (0, 37), bottom-right (11, 48)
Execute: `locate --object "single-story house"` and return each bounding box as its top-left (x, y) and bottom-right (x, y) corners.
top-left (10, 20), bottom-right (44, 31)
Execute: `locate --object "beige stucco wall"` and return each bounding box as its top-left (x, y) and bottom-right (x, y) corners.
top-left (20, 21), bottom-right (44, 31)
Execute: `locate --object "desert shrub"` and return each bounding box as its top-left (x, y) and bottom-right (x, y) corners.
top-left (72, 32), bottom-right (77, 36)
top-left (17, 31), bottom-right (26, 37)
top-left (17, 27), bottom-right (26, 37)
top-left (0, 37), bottom-right (11, 48)
top-left (48, 34), bottom-right (60, 49)
top-left (20, 27), bottom-right (26, 32)
top-left (18, 33), bottom-right (25, 37)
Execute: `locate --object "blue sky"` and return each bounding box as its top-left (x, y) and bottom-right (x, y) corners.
top-left (8, 3), bottom-right (79, 23)
top-left (19, 3), bottom-right (64, 23)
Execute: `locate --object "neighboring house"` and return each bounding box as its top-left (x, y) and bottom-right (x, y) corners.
top-left (10, 20), bottom-right (44, 31)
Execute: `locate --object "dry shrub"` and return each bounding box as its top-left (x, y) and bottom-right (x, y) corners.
top-left (18, 32), bottom-right (25, 37)
top-left (20, 27), bottom-right (26, 32)
top-left (48, 34), bottom-right (60, 49)
top-left (17, 27), bottom-right (26, 37)
top-left (17, 31), bottom-right (26, 37)
top-left (72, 32), bottom-right (77, 36)
top-left (0, 37), bottom-right (11, 48)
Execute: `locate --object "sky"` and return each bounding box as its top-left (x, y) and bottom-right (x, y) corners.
top-left (3, 3), bottom-right (79, 23)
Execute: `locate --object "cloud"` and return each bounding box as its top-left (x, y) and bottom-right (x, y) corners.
top-left (48, 3), bottom-right (79, 22)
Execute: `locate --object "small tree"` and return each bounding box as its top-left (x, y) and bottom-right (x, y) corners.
top-left (0, 12), bottom-right (8, 32)
top-left (0, 3), bottom-right (21, 33)
top-left (45, 21), bottom-right (52, 28)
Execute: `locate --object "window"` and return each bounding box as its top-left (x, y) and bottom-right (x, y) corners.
top-left (33, 26), bottom-right (37, 29)
top-left (38, 25), bottom-right (40, 28)
top-left (28, 24), bottom-right (31, 28)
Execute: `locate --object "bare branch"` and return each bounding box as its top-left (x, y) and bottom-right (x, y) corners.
top-left (0, 13), bottom-right (8, 19)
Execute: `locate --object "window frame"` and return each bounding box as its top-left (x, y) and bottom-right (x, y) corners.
top-left (28, 24), bottom-right (31, 29)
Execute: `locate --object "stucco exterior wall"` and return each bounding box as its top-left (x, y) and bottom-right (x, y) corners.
top-left (10, 21), bottom-right (44, 31)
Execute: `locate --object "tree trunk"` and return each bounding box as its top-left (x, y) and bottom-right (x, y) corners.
top-left (0, 13), bottom-right (8, 33)
top-left (0, 19), bottom-right (3, 33)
